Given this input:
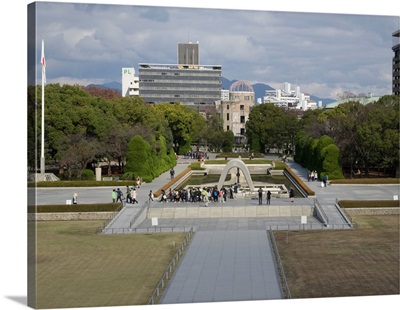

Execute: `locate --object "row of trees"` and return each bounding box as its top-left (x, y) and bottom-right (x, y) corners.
top-left (28, 84), bottom-right (399, 181)
top-left (245, 95), bottom-right (399, 178)
top-left (27, 84), bottom-right (232, 180)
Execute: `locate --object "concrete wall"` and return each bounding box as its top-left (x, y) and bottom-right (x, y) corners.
top-left (148, 205), bottom-right (313, 219)
top-left (28, 212), bottom-right (116, 221)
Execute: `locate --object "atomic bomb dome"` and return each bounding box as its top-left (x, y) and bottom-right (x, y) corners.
top-left (229, 80), bottom-right (254, 93)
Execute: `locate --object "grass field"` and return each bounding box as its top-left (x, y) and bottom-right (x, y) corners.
top-left (274, 215), bottom-right (400, 298)
top-left (35, 215), bottom-right (399, 308)
top-left (36, 221), bottom-right (186, 309)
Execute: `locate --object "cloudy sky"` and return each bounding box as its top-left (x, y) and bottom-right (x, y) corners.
top-left (30, 1), bottom-right (399, 99)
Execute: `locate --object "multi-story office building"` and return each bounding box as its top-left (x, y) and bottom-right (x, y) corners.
top-left (138, 63), bottom-right (222, 107)
top-left (217, 80), bottom-right (255, 144)
top-left (121, 67), bottom-right (139, 97)
top-left (178, 42), bottom-right (199, 65)
top-left (138, 41), bottom-right (222, 110)
top-left (392, 29), bottom-right (400, 97)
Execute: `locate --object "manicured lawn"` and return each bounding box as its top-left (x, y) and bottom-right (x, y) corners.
top-left (274, 215), bottom-right (399, 298)
top-left (35, 221), bottom-right (186, 309)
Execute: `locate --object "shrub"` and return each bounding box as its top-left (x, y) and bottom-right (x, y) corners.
top-left (338, 200), bottom-right (399, 209)
top-left (320, 144), bottom-right (344, 180)
top-left (121, 172), bottom-right (135, 180)
top-left (81, 169), bottom-right (95, 180)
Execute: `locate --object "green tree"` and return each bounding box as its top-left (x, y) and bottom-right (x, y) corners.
top-left (154, 103), bottom-right (206, 154)
top-left (57, 133), bottom-right (101, 180)
top-left (320, 144), bottom-right (344, 180)
top-left (222, 130), bottom-right (234, 152)
top-left (246, 103), bottom-right (298, 154)
top-left (200, 114), bottom-right (225, 152)
top-left (125, 135), bottom-right (154, 180)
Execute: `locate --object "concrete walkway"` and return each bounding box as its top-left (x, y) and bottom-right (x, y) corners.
top-left (160, 230), bottom-right (283, 304)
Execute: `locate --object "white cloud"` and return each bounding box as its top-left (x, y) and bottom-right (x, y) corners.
top-left (31, 1), bottom-right (399, 98)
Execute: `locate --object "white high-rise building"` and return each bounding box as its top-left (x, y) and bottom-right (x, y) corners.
top-left (263, 82), bottom-right (318, 110)
top-left (121, 67), bottom-right (139, 97)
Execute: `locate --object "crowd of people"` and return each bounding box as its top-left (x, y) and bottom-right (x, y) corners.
top-left (159, 186), bottom-right (236, 204)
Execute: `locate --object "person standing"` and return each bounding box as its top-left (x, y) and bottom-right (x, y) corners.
top-left (258, 188), bottom-right (263, 205)
top-left (112, 189), bottom-right (117, 203)
top-left (170, 168), bottom-right (175, 179)
top-left (266, 190), bottom-right (271, 205)
top-left (322, 174), bottom-right (328, 187)
top-left (290, 188), bottom-right (295, 203)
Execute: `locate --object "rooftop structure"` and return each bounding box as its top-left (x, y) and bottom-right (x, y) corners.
top-left (178, 42), bottom-right (199, 65)
top-left (324, 93), bottom-right (381, 109)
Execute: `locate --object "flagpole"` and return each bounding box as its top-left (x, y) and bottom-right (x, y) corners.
top-left (40, 37), bottom-right (45, 176)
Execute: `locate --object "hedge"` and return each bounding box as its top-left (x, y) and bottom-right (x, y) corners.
top-left (338, 200), bottom-right (399, 209)
top-left (28, 203), bottom-right (122, 213)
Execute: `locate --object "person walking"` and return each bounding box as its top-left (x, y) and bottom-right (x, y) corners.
top-left (125, 186), bottom-right (131, 203)
top-left (136, 176), bottom-right (141, 188)
top-left (159, 189), bottom-right (167, 203)
top-left (266, 190), bottom-right (271, 205)
top-left (258, 188), bottom-right (263, 205)
top-left (148, 190), bottom-right (154, 203)
top-left (116, 188), bottom-right (123, 203)
top-left (130, 187), bottom-right (138, 204)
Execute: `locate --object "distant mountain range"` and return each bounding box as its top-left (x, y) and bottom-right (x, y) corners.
top-left (88, 78), bottom-right (335, 106)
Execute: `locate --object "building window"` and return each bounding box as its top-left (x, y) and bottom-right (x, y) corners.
top-left (227, 126), bottom-right (230, 131)
top-left (240, 105), bottom-right (244, 110)
top-left (240, 128), bottom-right (245, 135)
top-left (227, 105), bottom-right (229, 110)
top-left (227, 113), bottom-right (230, 121)
top-left (240, 115), bottom-right (245, 123)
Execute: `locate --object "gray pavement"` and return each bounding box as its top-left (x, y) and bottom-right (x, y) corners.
top-left (160, 230), bottom-right (282, 304)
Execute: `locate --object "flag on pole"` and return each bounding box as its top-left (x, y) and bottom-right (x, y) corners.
top-left (41, 38), bottom-right (46, 84)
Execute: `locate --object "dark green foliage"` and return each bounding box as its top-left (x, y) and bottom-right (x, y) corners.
top-left (30, 203), bottom-right (121, 213)
top-left (338, 200), bottom-right (399, 209)
top-left (81, 169), bottom-right (95, 180)
top-left (295, 133), bottom-right (344, 180)
top-left (125, 135), bottom-right (153, 178)
top-left (222, 130), bottom-right (234, 152)
top-left (320, 144), bottom-right (344, 180)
